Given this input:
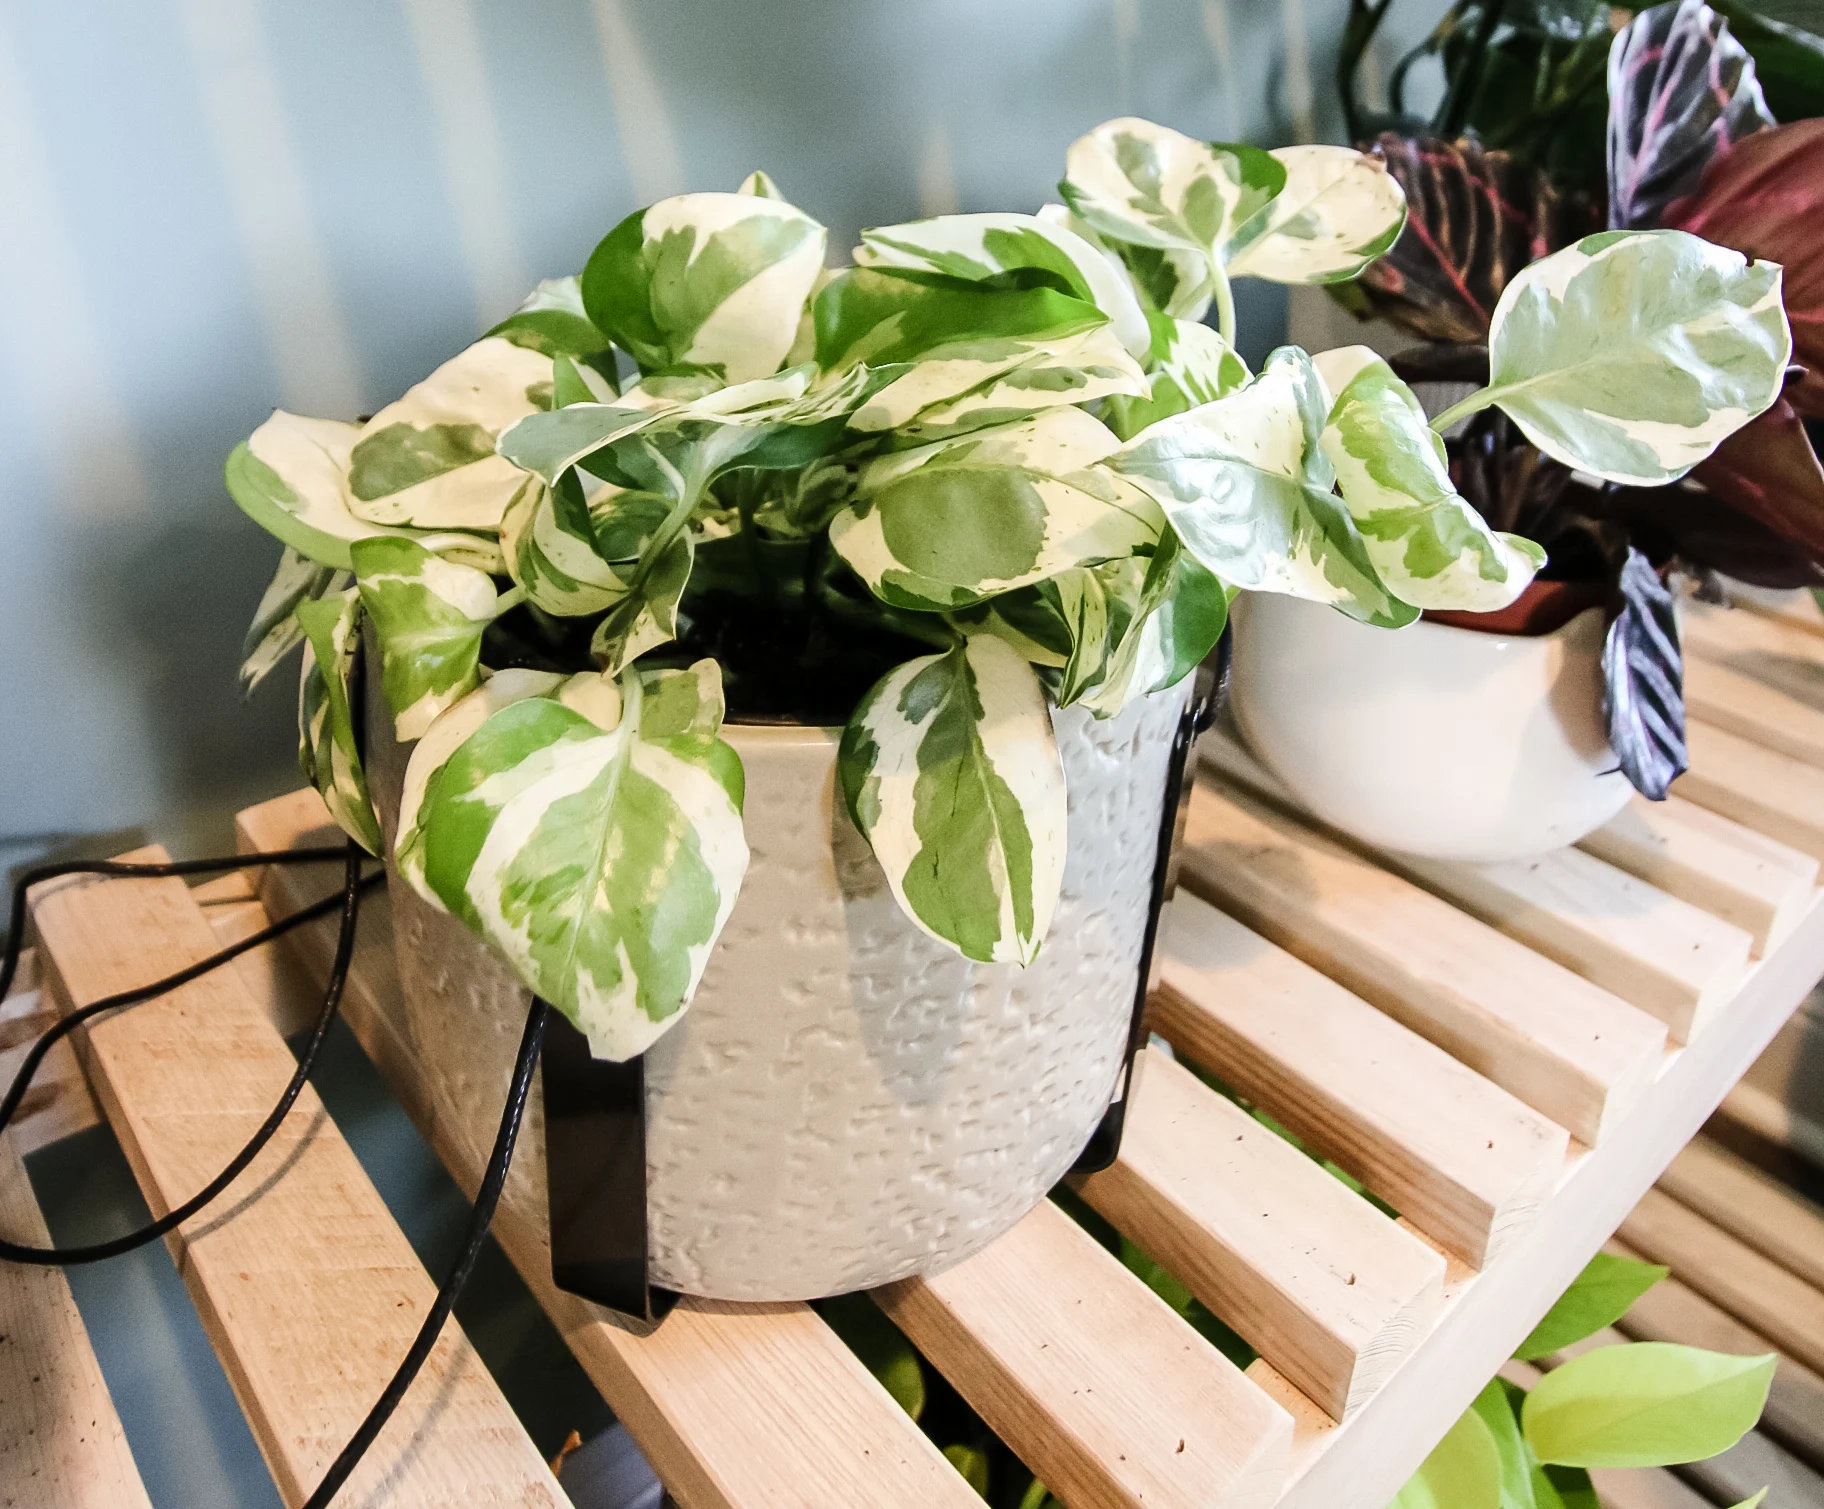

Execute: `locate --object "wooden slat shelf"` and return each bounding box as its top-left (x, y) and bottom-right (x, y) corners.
top-left (3, 597), bottom-right (1822, 1508)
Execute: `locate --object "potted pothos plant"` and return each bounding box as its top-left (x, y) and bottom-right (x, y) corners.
top-left (1246, 0), bottom-right (1819, 862)
top-left (226, 112), bottom-right (1762, 1301)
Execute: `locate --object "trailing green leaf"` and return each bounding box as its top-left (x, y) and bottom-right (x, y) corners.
top-left (1470, 1379), bottom-right (1537, 1509)
top-left (831, 406), bottom-right (1162, 611)
top-left (1515, 1253), bottom-right (1668, 1362)
top-left (1391, 1402), bottom-right (1503, 1509)
top-left (1315, 345), bottom-right (1544, 612)
top-left (294, 588), bottom-right (382, 856)
top-left (1437, 230), bottom-right (1790, 485)
top-left (240, 546), bottom-right (347, 697)
top-left (582, 192), bottom-right (827, 383)
top-left (413, 658), bottom-right (748, 1060)
top-left (351, 536), bottom-right (515, 741)
top-left (1522, 1343), bottom-right (1775, 1468)
top-left (839, 635), bottom-right (1067, 965)
top-left (1113, 348), bottom-right (1419, 628)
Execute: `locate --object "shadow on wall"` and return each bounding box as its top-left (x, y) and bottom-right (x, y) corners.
top-left (0, 0), bottom-right (1430, 863)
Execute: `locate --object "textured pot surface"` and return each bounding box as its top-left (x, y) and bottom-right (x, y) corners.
top-left (1230, 592), bottom-right (1631, 862)
top-left (365, 668), bottom-right (1185, 1299)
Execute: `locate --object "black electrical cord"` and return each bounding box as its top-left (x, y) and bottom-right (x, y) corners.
top-left (301, 996), bottom-right (549, 1509)
top-left (0, 844), bottom-right (372, 1264)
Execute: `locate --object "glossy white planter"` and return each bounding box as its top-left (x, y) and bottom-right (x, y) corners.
top-left (1229, 592), bottom-right (1631, 862)
top-left (364, 671), bottom-right (1186, 1300)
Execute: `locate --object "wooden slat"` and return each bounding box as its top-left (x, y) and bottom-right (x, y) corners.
top-left (1077, 1049), bottom-right (1446, 1420)
top-left (1686, 595), bottom-right (1824, 693)
top-left (28, 855), bottom-right (568, 1509)
top-left (1180, 778), bottom-right (1666, 1145)
top-left (1386, 845), bottom-right (1751, 1043)
top-left (237, 789), bottom-right (981, 1509)
top-left (1609, 1239), bottom-right (1824, 1473)
top-left (1580, 795), bottom-right (1818, 958)
top-left (1684, 653), bottom-right (1824, 770)
top-left (0, 1129), bottom-right (153, 1509)
top-left (1153, 896), bottom-right (1567, 1269)
top-left (0, 971), bottom-right (101, 1155)
top-left (1618, 1186), bottom-right (1824, 1377)
top-left (1712, 1080), bottom-right (1824, 1173)
top-left (877, 1198), bottom-right (1294, 1509)
top-left (1738, 590), bottom-right (1824, 640)
top-left (1678, 720), bottom-right (1824, 863)
top-left (1655, 1138), bottom-right (1824, 1295)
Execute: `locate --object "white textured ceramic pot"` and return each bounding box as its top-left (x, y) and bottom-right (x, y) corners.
top-left (1229, 592), bottom-right (1632, 862)
top-left (363, 670), bottom-right (1188, 1301)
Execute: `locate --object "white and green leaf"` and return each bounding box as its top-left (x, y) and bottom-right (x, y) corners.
top-left (839, 634), bottom-right (1066, 965)
top-left (499, 472), bottom-right (630, 616)
top-left (1448, 229), bottom-right (1790, 485)
top-left (351, 535), bottom-right (515, 741)
top-left (412, 658), bottom-right (749, 1059)
top-left (582, 192), bottom-right (827, 383)
top-left (1315, 346), bottom-right (1544, 612)
top-left (856, 211), bottom-right (1150, 358)
top-left (1105, 316), bottom-right (1250, 441)
top-left (1113, 347), bottom-right (1419, 628)
top-left (1225, 145), bottom-right (1407, 285)
top-left (239, 546), bottom-right (347, 697)
top-left (295, 588), bottom-right (382, 855)
top-left (831, 406), bottom-right (1163, 610)
top-left (485, 276), bottom-right (616, 365)
top-left (344, 335), bottom-right (555, 531)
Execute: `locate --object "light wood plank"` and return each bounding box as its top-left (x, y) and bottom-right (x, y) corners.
top-left (1684, 653), bottom-right (1824, 771)
top-left (1678, 720), bottom-right (1824, 863)
top-left (1609, 1239), bottom-right (1824, 1474)
top-left (1180, 778), bottom-right (1666, 1145)
top-left (1580, 795), bottom-right (1818, 958)
top-left (877, 1198), bottom-right (1294, 1509)
top-left (1712, 1081), bottom-right (1824, 1174)
top-left (1656, 1138), bottom-right (1824, 1299)
top-left (28, 855), bottom-right (568, 1509)
top-left (1618, 1186), bottom-right (1824, 1377)
top-left (1387, 845), bottom-right (1752, 1043)
top-left (1153, 896), bottom-right (1567, 1268)
top-left (1738, 589), bottom-right (1824, 640)
top-left (1077, 1049), bottom-right (1447, 1420)
top-left (237, 789), bottom-right (982, 1509)
top-left (0, 1130), bottom-right (153, 1509)
top-left (0, 981), bottom-right (100, 1156)
top-left (1686, 595), bottom-right (1824, 695)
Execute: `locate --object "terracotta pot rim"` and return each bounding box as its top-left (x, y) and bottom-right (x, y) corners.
top-left (1421, 576), bottom-right (1609, 637)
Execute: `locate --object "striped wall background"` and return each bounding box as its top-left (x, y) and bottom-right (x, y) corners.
top-left (0, 0), bottom-right (1429, 864)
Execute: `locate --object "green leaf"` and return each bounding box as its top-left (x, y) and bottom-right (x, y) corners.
top-left (239, 546), bottom-right (346, 697)
top-left (1112, 347), bottom-right (1419, 628)
top-left (1533, 1464), bottom-right (1599, 1509)
top-left (500, 472), bottom-right (629, 616)
top-left (1391, 1404), bottom-right (1503, 1509)
top-left (581, 193), bottom-right (827, 383)
top-left (839, 635), bottom-right (1067, 965)
top-left (413, 659), bottom-right (748, 1060)
top-left (942, 1444), bottom-right (991, 1499)
top-left (1224, 145), bottom-right (1407, 286)
top-left (1523, 1343), bottom-right (1776, 1468)
top-left (350, 536), bottom-right (508, 741)
top-left (485, 275), bottom-right (616, 364)
top-left (856, 211), bottom-right (1150, 358)
top-left (1514, 1252), bottom-right (1668, 1362)
top-left (294, 589), bottom-right (382, 856)
top-left (1470, 1379), bottom-right (1536, 1509)
top-left (831, 406), bottom-right (1161, 611)
top-left (344, 336), bottom-right (557, 530)
top-left (1314, 345), bottom-right (1544, 612)
top-left (1104, 317), bottom-right (1250, 441)
top-left (1461, 229), bottom-right (1791, 485)
top-left (1725, 1491), bottom-right (1768, 1509)
top-left (817, 1294), bottom-right (927, 1422)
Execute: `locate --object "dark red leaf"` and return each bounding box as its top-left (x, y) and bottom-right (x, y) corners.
top-left (1608, 0), bottom-right (1774, 231)
top-left (1661, 118), bottom-right (1824, 418)
top-left (1356, 134), bottom-right (1599, 343)
top-left (1690, 397), bottom-right (1824, 565)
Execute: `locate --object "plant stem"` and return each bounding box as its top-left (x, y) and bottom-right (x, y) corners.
top-left (1436, 0), bottom-right (1508, 137)
top-left (492, 585), bottom-right (527, 617)
top-left (1429, 390), bottom-right (1495, 433)
top-left (1212, 267), bottom-right (1237, 349)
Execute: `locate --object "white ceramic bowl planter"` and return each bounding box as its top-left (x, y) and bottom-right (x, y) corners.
top-left (1230, 592), bottom-right (1636, 862)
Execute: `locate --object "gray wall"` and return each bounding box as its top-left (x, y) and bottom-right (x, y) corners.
top-left (0, 0), bottom-right (1425, 864)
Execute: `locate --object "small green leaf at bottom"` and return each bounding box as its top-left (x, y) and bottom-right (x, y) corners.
top-left (1391, 1405), bottom-right (1503, 1509)
top-left (1514, 1252), bottom-right (1668, 1361)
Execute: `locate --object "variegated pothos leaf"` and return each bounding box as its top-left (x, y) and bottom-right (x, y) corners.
top-left (413, 659), bottom-right (749, 1060)
top-left (839, 634), bottom-right (1066, 965)
top-left (294, 588), bottom-right (382, 855)
top-left (830, 406), bottom-right (1163, 610)
top-left (1470, 229), bottom-right (1791, 484)
top-left (1113, 348), bottom-right (1419, 627)
top-left (486, 276), bottom-right (617, 365)
top-left (240, 546), bottom-right (347, 697)
top-left (1105, 316), bottom-right (1250, 441)
top-left (1314, 346), bottom-right (1544, 612)
top-left (351, 536), bottom-right (511, 741)
top-left (1224, 146), bottom-right (1407, 285)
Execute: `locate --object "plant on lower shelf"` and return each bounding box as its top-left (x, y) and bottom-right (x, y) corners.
top-left (1337, 0), bottom-right (1824, 799)
top-left (1392, 1251), bottom-right (1775, 1509)
top-left (228, 113), bottom-right (1783, 1059)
